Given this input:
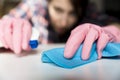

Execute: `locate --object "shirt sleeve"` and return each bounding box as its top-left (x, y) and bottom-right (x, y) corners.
top-left (3, 0), bottom-right (29, 18)
top-left (2, 0), bottom-right (47, 19)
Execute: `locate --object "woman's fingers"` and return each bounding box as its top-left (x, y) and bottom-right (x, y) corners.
top-left (0, 20), bottom-right (8, 48)
top-left (71, 23), bottom-right (91, 35)
top-left (97, 31), bottom-right (110, 59)
top-left (4, 19), bottom-right (13, 50)
top-left (22, 20), bottom-right (32, 50)
top-left (12, 19), bottom-right (23, 54)
top-left (0, 18), bottom-right (32, 54)
top-left (81, 27), bottom-right (99, 60)
top-left (64, 26), bottom-right (89, 59)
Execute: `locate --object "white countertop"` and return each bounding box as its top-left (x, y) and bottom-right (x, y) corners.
top-left (0, 44), bottom-right (120, 80)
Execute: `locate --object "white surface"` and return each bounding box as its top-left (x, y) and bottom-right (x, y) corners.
top-left (0, 44), bottom-right (120, 80)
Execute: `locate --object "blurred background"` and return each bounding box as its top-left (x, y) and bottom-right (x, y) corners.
top-left (0, 0), bottom-right (120, 19)
top-left (0, 0), bottom-right (20, 18)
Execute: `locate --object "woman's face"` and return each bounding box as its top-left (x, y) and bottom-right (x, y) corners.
top-left (48, 0), bottom-right (78, 34)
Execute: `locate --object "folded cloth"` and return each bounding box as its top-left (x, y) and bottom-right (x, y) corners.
top-left (41, 43), bottom-right (120, 69)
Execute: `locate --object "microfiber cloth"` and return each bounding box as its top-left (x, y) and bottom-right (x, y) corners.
top-left (41, 43), bottom-right (120, 69)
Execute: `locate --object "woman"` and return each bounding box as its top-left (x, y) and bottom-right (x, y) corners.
top-left (0, 0), bottom-right (120, 60)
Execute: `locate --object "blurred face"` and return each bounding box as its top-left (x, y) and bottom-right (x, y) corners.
top-left (48, 0), bottom-right (78, 34)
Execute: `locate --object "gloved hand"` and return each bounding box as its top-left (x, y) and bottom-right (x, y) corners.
top-left (0, 18), bottom-right (32, 54)
top-left (64, 23), bottom-right (120, 60)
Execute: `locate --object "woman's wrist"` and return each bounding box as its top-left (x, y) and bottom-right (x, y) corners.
top-left (102, 25), bottom-right (120, 43)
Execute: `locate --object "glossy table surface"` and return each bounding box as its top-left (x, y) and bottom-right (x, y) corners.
top-left (0, 44), bottom-right (120, 80)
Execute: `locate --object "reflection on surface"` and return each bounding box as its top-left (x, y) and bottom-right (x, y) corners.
top-left (0, 44), bottom-right (120, 80)
top-left (41, 59), bottom-right (120, 80)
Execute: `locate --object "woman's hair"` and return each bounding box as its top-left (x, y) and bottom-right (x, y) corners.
top-left (70, 0), bottom-right (88, 19)
top-left (47, 0), bottom-right (89, 26)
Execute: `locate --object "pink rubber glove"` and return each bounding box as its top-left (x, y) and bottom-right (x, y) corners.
top-left (0, 18), bottom-right (32, 54)
top-left (64, 23), bottom-right (120, 60)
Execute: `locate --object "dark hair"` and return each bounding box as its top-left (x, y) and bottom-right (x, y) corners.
top-left (48, 0), bottom-right (88, 17)
top-left (70, 0), bottom-right (88, 19)
top-left (47, 0), bottom-right (89, 26)
top-left (68, 0), bottom-right (89, 28)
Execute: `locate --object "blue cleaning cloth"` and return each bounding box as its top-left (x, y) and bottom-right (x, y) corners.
top-left (41, 43), bottom-right (120, 69)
